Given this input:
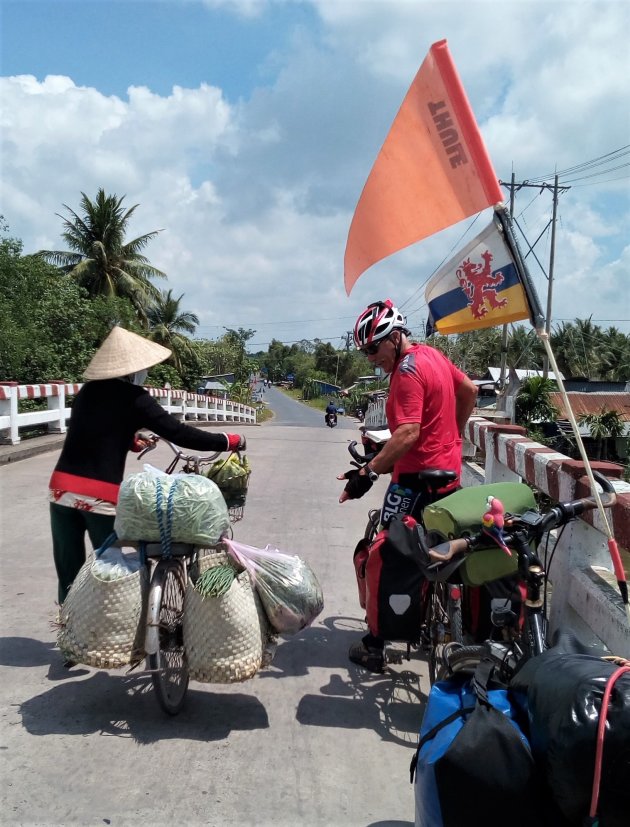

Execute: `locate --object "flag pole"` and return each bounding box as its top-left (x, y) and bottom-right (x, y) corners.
top-left (496, 204), bottom-right (627, 614)
top-left (537, 331), bottom-right (628, 616)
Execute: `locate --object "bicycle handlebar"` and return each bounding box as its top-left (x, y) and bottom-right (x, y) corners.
top-left (427, 470), bottom-right (617, 564)
top-left (347, 440), bottom-right (377, 466)
top-left (136, 434), bottom-right (224, 465)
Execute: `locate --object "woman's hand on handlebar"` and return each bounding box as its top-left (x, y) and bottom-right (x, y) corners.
top-left (227, 433), bottom-right (246, 452)
top-left (134, 432), bottom-right (158, 457)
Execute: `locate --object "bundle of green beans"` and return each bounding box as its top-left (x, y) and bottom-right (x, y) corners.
top-left (195, 564), bottom-right (237, 598)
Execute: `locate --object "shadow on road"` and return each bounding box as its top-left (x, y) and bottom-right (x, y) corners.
top-left (256, 617), bottom-right (427, 748)
top-left (17, 671), bottom-right (269, 743)
top-left (296, 667), bottom-right (425, 749)
top-left (258, 615), bottom-right (364, 678)
top-left (366, 822), bottom-right (414, 827)
top-left (3, 636), bottom-right (269, 743)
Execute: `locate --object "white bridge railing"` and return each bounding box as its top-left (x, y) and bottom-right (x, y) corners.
top-left (0, 382), bottom-right (257, 445)
top-left (365, 399), bottom-right (630, 656)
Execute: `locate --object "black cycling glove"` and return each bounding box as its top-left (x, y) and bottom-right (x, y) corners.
top-left (341, 469), bottom-right (373, 500)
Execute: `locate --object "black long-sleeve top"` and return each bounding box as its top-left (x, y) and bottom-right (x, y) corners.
top-left (49, 379), bottom-right (234, 503)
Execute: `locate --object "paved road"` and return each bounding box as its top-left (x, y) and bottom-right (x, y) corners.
top-left (257, 383), bottom-right (357, 430)
top-left (0, 393), bottom-right (428, 827)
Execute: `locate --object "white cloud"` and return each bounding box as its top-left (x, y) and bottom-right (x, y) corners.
top-left (1, 0), bottom-right (629, 356)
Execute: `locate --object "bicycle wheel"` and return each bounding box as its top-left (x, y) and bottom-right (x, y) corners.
top-left (148, 560), bottom-right (189, 715)
top-left (427, 582), bottom-right (465, 684)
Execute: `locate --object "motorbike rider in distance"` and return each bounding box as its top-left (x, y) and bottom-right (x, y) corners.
top-left (325, 400), bottom-right (338, 428)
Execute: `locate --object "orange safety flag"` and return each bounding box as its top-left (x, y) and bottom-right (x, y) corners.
top-left (344, 39), bottom-right (504, 295)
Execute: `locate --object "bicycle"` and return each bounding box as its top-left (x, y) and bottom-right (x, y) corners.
top-left (347, 436), bottom-right (463, 681)
top-left (421, 470), bottom-right (617, 683)
top-left (133, 435), bottom-right (249, 714)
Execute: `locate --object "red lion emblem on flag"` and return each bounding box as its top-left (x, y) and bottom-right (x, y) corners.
top-left (457, 249), bottom-right (508, 319)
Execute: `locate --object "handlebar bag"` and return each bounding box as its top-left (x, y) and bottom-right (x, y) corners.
top-left (510, 639), bottom-right (630, 827)
top-left (364, 514), bottom-right (426, 642)
top-left (410, 660), bottom-right (545, 827)
top-left (423, 482), bottom-right (536, 586)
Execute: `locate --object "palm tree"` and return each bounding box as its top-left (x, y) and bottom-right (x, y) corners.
top-left (515, 376), bottom-right (558, 428)
top-left (579, 408), bottom-right (625, 460)
top-left (37, 189), bottom-right (166, 323)
top-left (146, 289), bottom-right (199, 372)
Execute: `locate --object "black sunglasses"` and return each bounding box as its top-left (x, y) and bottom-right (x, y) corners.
top-left (360, 336), bottom-right (389, 356)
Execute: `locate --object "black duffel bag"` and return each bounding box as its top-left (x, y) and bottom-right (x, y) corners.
top-left (510, 634), bottom-right (630, 827)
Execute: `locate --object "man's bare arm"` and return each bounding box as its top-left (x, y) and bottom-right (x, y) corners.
top-left (368, 422), bottom-right (420, 476)
top-left (455, 377), bottom-right (478, 436)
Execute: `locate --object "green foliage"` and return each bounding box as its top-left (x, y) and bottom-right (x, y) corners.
top-left (36, 189), bottom-right (166, 324)
top-left (514, 376), bottom-right (559, 427)
top-left (579, 408), bottom-right (626, 460)
top-left (550, 317), bottom-right (630, 381)
top-left (146, 288), bottom-right (199, 373)
top-left (0, 232), bottom-right (137, 382)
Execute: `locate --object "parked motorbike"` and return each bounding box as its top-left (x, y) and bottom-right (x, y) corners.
top-left (355, 408), bottom-right (365, 422)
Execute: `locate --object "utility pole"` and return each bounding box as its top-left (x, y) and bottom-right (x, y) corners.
top-left (542, 174), bottom-right (560, 378)
top-left (498, 175), bottom-right (569, 380)
top-left (497, 172), bottom-right (517, 401)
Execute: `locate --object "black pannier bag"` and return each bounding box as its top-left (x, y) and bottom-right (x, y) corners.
top-left (364, 514), bottom-right (426, 642)
top-left (510, 635), bottom-right (630, 827)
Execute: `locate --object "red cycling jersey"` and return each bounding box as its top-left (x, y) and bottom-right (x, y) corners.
top-left (385, 344), bottom-right (466, 481)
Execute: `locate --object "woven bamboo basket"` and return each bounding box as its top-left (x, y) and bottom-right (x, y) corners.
top-left (184, 548), bottom-right (268, 683)
top-left (57, 557), bottom-right (148, 669)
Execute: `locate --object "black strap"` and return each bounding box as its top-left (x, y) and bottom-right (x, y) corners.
top-left (411, 659), bottom-right (500, 784)
top-left (410, 704), bottom-right (476, 782)
top-left (472, 658), bottom-right (496, 706)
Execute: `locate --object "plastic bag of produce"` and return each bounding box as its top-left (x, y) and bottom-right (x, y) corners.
top-left (114, 470), bottom-right (229, 545)
top-left (224, 538), bottom-right (324, 635)
top-left (204, 453), bottom-right (251, 508)
top-left (92, 545), bottom-right (142, 581)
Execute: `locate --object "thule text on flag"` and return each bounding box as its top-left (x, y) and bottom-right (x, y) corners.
top-left (425, 207), bottom-right (545, 336)
top-left (344, 39), bottom-right (503, 295)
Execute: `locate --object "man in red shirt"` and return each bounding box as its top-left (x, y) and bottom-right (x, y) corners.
top-left (338, 299), bottom-right (478, 670)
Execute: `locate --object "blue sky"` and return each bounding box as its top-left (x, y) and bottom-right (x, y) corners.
top-left (2, 1), bottom-right (319, 100)
top-left (1, 0), bottom-right (629, 350)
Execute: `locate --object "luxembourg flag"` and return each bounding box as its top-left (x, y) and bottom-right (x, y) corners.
top-left (425, 206), bottom-right (545, 336)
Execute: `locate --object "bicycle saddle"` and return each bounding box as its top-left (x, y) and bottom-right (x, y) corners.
top-left (416, 469), bottom-right (458, 488)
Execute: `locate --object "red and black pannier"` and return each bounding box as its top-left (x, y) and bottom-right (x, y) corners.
top-left (353, 514), bottom-right (426, 642)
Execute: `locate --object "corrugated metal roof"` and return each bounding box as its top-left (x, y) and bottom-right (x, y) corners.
top-left (549, 392), bottom-right (630, 421)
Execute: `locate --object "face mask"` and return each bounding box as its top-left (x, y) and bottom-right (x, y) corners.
top-left (130, 368), bottom-right (148, 386)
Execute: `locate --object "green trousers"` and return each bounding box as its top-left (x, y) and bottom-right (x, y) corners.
top-left (50, 502), bottom-right (115, 604)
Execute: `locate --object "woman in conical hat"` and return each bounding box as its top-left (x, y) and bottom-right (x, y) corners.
top-left (49, 326), bottom-right (246, 615)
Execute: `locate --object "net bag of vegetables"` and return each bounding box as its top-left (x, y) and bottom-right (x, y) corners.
top-left (114, 469), bottom-right (229, 545)
top-left (223, 538), bottom-right (324, 636)
top-left (203, 453), bottom-right (251, 509)
top-left (57, 533), bottom-right (148, 669)
top-left (183, 547), bottom-right (270, 683)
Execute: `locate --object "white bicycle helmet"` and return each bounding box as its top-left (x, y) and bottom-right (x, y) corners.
top-left (353, 299), bottom-right (407, 349)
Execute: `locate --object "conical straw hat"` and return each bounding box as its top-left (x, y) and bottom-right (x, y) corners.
top-left (84, 326), bottom-right (172, 380)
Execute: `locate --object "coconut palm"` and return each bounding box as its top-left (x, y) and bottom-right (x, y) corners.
top-left (37, 189), bottom-right (166, 323)
top-left (579, 408), bottom-right (626, 460)
top-left (146, 289), bottom-right (199, 372)
top-left (514, 376), bottom-right (558, 428)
